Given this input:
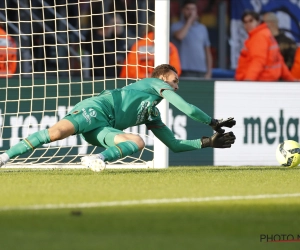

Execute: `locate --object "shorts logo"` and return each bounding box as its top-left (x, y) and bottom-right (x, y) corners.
top-left (82, 108), bottom-right (91, 124)
top-left (89, 108), bottom-right (97, 117)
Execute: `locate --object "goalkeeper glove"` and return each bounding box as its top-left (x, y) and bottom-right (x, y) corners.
top-left (210, 117), bottom-right (236, 133)
top-left (201, 132), bottom-right (236, 148)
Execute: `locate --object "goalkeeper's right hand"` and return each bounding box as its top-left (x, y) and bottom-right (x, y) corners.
top-left (201, 132), bottom-right (236, 148)
top-left (209, 117), bottom-right (236, 133)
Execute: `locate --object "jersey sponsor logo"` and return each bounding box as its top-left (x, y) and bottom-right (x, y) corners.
top-left (89, 108), bottom-right (97, 117)
top-left (136, 101), bottom-right (159, 124)
top-left (81, 108), bottom-right (91, 124)
top-left (136, 101), bottom-right (150, 124)
top-left (148, 106), bottom-right (159, 121)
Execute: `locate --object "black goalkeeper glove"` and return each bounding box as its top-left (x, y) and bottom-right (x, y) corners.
top-left (201, 132), bottom-right (236, 148)
top-left (210, 117), bottom-right (236, 133)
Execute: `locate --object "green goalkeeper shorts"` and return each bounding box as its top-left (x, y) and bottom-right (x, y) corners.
top-left (63, 94), bottom-right (124, 148)
top-left (80, 126), bottom-right (124, 148)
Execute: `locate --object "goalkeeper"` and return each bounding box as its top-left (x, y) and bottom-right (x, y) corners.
top-left (0, 64), bottom-right (236, 171)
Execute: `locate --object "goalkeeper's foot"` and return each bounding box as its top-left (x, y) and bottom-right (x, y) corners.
top-left (81, 155), bottom-right (106, 172)
top-left (0, 154), bottom-right (8, 168)
top-left (0, 159), bottom-right (5, 168)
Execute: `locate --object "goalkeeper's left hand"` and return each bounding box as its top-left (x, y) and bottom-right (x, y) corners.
top-left (209, 117), bottom-right (236, 133)
top-left (201, 132), bottom-right (236, 148)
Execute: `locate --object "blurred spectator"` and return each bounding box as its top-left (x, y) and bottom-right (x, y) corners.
top-left (291, 47), bottom-right (300, 79)
top-left (112, 0), bottom-right (155, 37)
top-left (235, 10), bottom-right (295, 82)
top-left (108, 13), bottom-right (133, 76)
top-left (85, 15), bottom-right (117, 78)
top-left (263, 12), bottom-right (297, 69)
top-left (0, 23), bottom-right (17, 78)
top-left (109, 14), bottom-right (126, 62)
top-left (119, 16), bottom-right (181, 79)
top-left (171, 0), bottom-right (212, 78)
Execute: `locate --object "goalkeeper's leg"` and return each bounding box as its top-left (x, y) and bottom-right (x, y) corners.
top-left (81, 128), bottom-right (144, 171)
top-left (0, 119), bottom-right (76, 166)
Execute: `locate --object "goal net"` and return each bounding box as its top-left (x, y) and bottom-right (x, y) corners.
top-left (0, 0), bottom-right (169, 169)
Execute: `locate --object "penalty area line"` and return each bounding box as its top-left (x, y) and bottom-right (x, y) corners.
top-left (1, 193), bottom-right (300, 211)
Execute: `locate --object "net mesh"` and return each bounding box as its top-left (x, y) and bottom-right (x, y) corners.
top-left (0, 0), bottom-right (156, 167)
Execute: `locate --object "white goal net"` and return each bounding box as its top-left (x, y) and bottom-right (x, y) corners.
top-left (0, 0), bottom-right (169, 169)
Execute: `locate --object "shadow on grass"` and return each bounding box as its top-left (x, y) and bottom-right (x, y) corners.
top-left (1, 166), bottom-right (299, 175)
top-left (196, 166), bottom-right (300, 171)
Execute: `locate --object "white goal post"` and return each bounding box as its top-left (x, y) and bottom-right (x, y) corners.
top-left (0, 0), bottom-right (170, 169)
top-left (154, 0), bottom-right (170, 169)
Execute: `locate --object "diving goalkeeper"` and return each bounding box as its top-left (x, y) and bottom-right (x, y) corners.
top-left (0, 64), bottom-right (236, 171)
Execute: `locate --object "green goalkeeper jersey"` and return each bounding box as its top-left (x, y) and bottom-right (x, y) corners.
top-left (106, 78), bottom-right (211, 130)
top-left (108, 78), bottom-right (171, 130)
top-left (66, 78), bottom-right (212, 151)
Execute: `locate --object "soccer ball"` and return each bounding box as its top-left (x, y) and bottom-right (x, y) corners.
top-left (276, 140), bottom-right (300, 168)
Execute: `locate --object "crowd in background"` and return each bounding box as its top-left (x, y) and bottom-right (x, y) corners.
top-left (0, 0), bottom-right (299, 81)
top-left (235, 10), bottom-right (297, 82)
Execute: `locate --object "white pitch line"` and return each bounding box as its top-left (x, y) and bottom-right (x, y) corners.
top-left (0, 193), bottom-right (300, 211)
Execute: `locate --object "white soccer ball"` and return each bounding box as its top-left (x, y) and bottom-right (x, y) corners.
top-left (276, 140), bottom-right (300, 168)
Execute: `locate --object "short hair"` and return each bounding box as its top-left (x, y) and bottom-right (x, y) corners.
top-left (151, 64), bottom-right (177, 78)
top-left (182, 0), bottom-right (197, 7)
top-left (241, 10), bottom-right (260, 22)
top-left (263, 12), bottom-right (278, 23)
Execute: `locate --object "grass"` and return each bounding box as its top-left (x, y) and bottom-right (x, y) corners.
top-left (0, 166), bottom-right (299, 250)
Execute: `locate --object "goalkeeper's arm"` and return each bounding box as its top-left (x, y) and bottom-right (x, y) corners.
top-left (162, 90), bottom-right (236, 132)
top-left (147, 122), bottom-right (236, 152)
top-left (162, 89), bottom-right (212, 125)
top-left (147, 123), bottom-right (201, 152)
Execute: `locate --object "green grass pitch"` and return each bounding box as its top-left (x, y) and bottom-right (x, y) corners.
top-left (0, 166), bottom-right (299, 250)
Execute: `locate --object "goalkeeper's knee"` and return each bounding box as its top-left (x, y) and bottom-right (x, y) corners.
top-left (100, 141), bottom-right (140, 161)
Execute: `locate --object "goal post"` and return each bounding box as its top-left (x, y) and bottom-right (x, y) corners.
top-left (0, 0), bottom-right (170, 169)
top-left (154, 0), bottom-right (170, 169)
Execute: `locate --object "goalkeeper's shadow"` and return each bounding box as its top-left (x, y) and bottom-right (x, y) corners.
top-left (209, 166), bottom-right (300, 171)
top-left (104, 169), bottom-right (162, 175)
